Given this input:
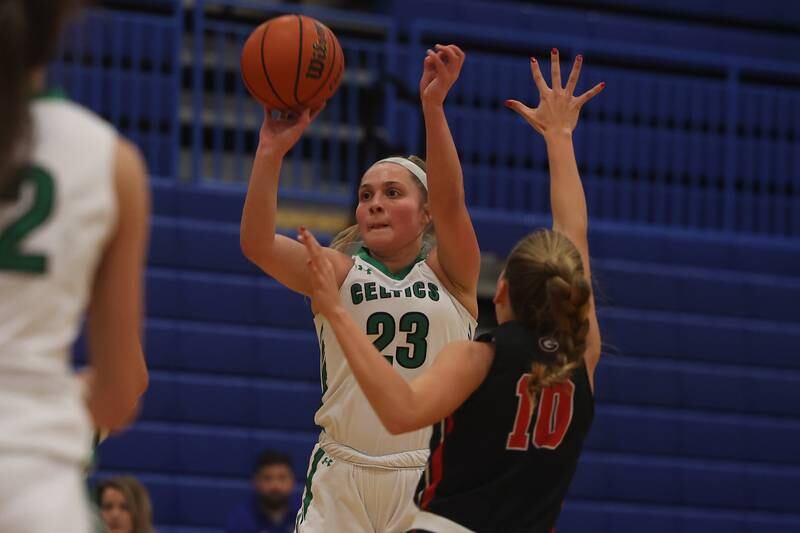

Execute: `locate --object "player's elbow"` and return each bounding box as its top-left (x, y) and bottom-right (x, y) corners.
top-left (240, 231), bottom-right (274, 266)
top-left (89, 359), bottom-right (149, 431)
top-left (133, 364), bottom-right (149, 397)
top-left (383, 412), bottom-right (421, 435)
top-left (89, 392), bottom-right (142, 431)
top-left (239, 232), bottom-right (261, 262)
top-left (385, 420), bottom-right (409, 435)
top-left (120, 347), bottom-right (149, 400)
top-left (109, 380), bottom-right (147, 430)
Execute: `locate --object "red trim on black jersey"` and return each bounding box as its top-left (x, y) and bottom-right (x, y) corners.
top-left (420, 415), bottom-right (455, 509)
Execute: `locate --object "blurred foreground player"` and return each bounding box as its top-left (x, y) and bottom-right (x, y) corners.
top-left (0, 1), bottom-right (149, 531)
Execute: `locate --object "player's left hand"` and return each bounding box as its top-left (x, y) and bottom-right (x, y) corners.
top-left (505, 49), bottom-right (604, 140)
top-left (298, 227), bottom-right (341, 316)
top-left (420, 44), bottom-right (465, 107)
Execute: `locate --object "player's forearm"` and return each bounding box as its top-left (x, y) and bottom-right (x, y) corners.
top-left (326, 306), bottom-right (419, 433)
top-left (240, 154), bottom-right (282, 259)
top-left (87, 344), bottom-right (147, 430)
top-left (423, 103), bottom-right (466, 212)
top-left (545, 132), bottom-right (588, 236)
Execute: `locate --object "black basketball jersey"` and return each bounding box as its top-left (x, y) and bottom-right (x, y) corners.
top-left (414, 321), bottom-right (594, 533)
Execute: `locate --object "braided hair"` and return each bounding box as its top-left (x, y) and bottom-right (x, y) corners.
top-left (503, 229), bottom-right (592, 405)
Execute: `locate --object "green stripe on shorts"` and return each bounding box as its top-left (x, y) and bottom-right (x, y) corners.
top-left (320, 326), bottom-right (328, 397)
top-left (300, 448), bottom-right (326, 523)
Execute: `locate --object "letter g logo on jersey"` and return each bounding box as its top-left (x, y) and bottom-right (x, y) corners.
top-left (538, 336), bottom-right (559, 353)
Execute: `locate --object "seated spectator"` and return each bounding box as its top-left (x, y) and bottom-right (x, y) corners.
top-left (225, 450), bottom-right (299, 533)
top-left (97, 476), bottom-right (155, 533)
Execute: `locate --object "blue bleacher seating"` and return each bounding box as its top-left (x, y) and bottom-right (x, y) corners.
top-left (50, 9), bottom-right (180, 177)
top-left (100, 422), bottom-right (317, 479)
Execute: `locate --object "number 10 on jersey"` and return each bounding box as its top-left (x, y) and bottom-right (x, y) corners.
top-left (507, 375), bottom-right (575, 451)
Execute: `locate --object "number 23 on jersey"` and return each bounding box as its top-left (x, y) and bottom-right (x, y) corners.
top-left (507, 374), bottom-right (575, 451)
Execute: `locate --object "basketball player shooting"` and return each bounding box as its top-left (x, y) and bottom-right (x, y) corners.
top-left (240, 41), bottom-right (481, 532)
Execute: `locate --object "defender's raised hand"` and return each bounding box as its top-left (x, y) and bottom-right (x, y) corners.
top-left (505, 49), bottom-right (604, 139)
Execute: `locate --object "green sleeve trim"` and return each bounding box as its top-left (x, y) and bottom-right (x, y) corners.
top-left (355, 246), bottom-right (424, 280)
top-left (32, 88), bottom-right (66, 100)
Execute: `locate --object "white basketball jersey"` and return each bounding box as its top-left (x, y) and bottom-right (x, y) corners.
top-left (0, 96), bottom-right (117, 463)
top-left (314, 248), bottom-right (477, 460)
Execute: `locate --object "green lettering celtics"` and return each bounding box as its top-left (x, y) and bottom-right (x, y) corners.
top-left (350, 281), bottom-right (441, 305)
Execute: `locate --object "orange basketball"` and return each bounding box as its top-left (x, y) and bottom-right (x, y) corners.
top-left (240, 14), bottom-right (344, 113)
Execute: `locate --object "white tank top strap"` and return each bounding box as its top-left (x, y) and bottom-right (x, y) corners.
top-left (318, 432), bottom-right (429, 469)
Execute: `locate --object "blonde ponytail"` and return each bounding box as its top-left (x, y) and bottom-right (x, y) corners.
top-left (503, 230), bottom-right (592, 404)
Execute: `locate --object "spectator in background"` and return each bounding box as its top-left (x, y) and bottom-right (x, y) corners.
top-left (225, 450), bottom-right (298, 533)
top-left (97, 476), bottom-right (155, 533)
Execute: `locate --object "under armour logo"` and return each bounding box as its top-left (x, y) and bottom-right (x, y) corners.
top-left (321, 457), bottom-right (334, 467)
top-left (356, 264), bottom-right (372, 275)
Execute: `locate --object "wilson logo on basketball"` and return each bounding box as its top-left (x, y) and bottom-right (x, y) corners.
top-left (306, 23), bottom-right (328, 80)
top-left (241, 14), bottom-right (344, 111)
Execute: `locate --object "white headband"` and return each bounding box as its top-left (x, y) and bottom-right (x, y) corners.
top-left (371, 157), bottom-right (428, 190)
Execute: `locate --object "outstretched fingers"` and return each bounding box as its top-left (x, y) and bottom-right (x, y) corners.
top-left (565, 54), bottom-right (583, 96)
top-left (576, 81), bottom-right (606, 107)
top-left (550, 48), bottom-right (561, 90)
top-left (504, 99), bottom-right (532, 117)
top-left (529, 57), bottom-right (550, 95)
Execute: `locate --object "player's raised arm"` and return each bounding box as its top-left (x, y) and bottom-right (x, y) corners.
top-left (240, 108), bottom-right (351, 296)
top-left (505, 50), bottom-right (604, 381)
top-left (420, 45), bottom-right (480, 317)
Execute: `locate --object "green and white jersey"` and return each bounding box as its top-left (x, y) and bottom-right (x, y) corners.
top-left (0, 96), bottom-right (117, 463)
top-left (314, 248), bottom-right (477, 461)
